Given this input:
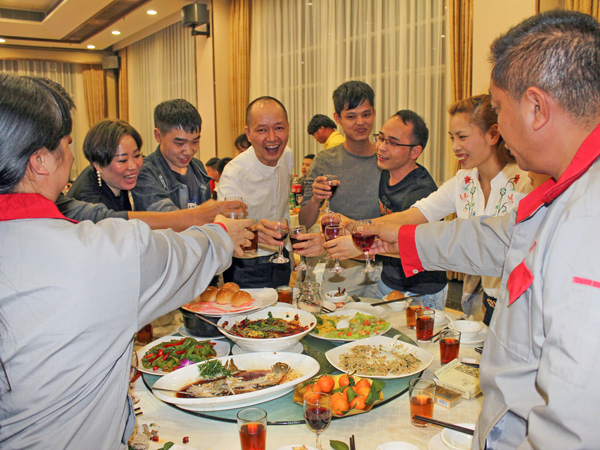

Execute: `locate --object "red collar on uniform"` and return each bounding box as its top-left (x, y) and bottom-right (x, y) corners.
top-left (0, 193), bottom-right (78, 223)
top-left (516, 123), bottom-right (600, 223)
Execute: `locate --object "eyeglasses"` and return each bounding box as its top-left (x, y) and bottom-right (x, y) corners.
top-left (373, 133), bottom-right (419, 149)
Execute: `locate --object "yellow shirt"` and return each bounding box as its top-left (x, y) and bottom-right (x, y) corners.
top-left (324, 131), bottom-right (346, 149)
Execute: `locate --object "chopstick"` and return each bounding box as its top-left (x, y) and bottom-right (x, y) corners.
top-left (134, 406), bottom-right (143, 417)
top-left (349, 434), bottom-right (356, 450)
top-left (412, 416), bottom-right (474, 435)
top-left (371, 295), bottom-right (422, 306)
top-left (432, 326), bottom-right (449, 342)
top-left (321, 306), bottom-right (334, 313)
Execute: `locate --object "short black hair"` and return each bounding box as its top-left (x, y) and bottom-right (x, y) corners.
top-left (245, 96), bottom-right (288, 125)
top-left (154, 99), bottom-right (202, 135)
top-left (393, 110), bottom-right (429, 150)
top-left (304, 154), bottom-right (315, 160)
top-left (205, 157), bottom-right (220, 168)
top-left (234, 133), bottom-right (250, 149)
top-left (332, 81), bottom-right (375, 115)
top-left (83, 119), bottom-right (143, 168)
top-left (307, 114), bottom-right (337, 135)
top-left (216, 157), bottom-right (232, 175)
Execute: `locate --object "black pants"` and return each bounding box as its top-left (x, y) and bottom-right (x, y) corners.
top-left (483, 292), bottom-right (496, 326)
top-left (223, 249), bottom-right (292, 289)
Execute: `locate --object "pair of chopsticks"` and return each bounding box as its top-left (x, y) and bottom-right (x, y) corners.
top-left (349, 434), bottom-right (356, 450)
top-left (134, 406), bottom-right (142, 416)
top-left (371, 294), bottom-right (422, 306)
top-left (412, 416), bottom-right (474, 435)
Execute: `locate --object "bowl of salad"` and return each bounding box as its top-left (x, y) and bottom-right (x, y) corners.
top-left (311, 309), bottom-right (392, 342)
top-left (217, 306), bottom-right (317, 352)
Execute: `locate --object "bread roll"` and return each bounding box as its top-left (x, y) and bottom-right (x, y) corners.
top-left (232, 290), bottom-right (253, 307)
top-left (221, 282), bottom-right (240, 293)
top-left (200, 286), bottom-right (219, 302)
top-left (386, 290), bottom-right (405, 301)
top-left (216, 288), bottom-right (235, 305)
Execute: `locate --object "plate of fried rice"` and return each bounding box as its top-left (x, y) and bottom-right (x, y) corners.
top-left (325, 335), bottom-right (434, 379)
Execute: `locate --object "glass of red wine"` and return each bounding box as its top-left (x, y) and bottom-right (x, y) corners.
top-left (271, 217), bottom-right (289, 264)
top-left (290, 225), bottom-right (309, 271)
top-left (324, 224), bottom-right (346, 273)
top-left (351, 219), bottom-right (377, 273)
top-left (303, 392), bottom-right (332, 450)
top-left (319, 212), bottom-right (341, 260)
top-left (322, 174), bottom-right (340, 213)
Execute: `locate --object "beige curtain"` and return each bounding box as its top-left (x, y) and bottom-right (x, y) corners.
top-left (566, 0), bottom-right (600, 19)
top-left (82, 64), bottom-right (107, 127)
top-left (228, 0), bottom-right (251, 140)
top-left (447, 0), bottom-right (473, 281)
top-left (117, 48), bottom-right (129, 122)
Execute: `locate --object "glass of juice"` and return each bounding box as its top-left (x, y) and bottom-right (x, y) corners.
top-left (439, 329), bottom-right (461, 364)
top-left (237, 407), bottom-right (267, 450)
top-left (405, 298), bottom-right (424, 328)
top-left (416, 308), bottom-right (435, 342)
top-left (276, 285), bottom-right (294, 304)
top-left (408, 378), bottom-right (436, 427)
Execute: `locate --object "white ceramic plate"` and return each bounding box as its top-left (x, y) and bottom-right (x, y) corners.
top-left (428, 433), bottom-right (446, 450)
top-left (275, 445), bottom-right (319, 450)
top-left (232, 341), bottom-right (304, 355)
top-left (152, 352), bottom-right (319, 411)
top-left (460, 328), bottom-right (488, 345)
top-left (325, 335), bottom-right (434, 379)
top-left (441, 423), bottom-right (475, 450)
top-left (310, 309), bottom-right (392, 342)
top-left (376, 442), bottom-right (420, 450)
top-left (137, 336), bottom-right (230, 376)
top-left (181, 288), bottom-right (278, 317)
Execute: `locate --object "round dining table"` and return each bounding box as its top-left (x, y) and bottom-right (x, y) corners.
top-left (131, 299), bottom-right (484, 450)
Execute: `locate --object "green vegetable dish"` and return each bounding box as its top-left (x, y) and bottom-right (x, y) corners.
top-left (313, 312), bottom-right (390, 339)
top-left (141, 337), bottom-right (217, 372)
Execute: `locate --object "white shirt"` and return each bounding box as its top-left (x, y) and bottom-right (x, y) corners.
top-left (413, 163), bottom-right (531, 297)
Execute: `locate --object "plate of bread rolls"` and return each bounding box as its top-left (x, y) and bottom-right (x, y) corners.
top-left (181, 283), bottom-right (278, 317)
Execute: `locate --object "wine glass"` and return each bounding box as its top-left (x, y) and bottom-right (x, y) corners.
top-left (271, 217), bottom-right (289, 264)
top-left (290, 225), bottom-right (309, 271)
top-left (351, 219), bottom-right (377, 273)
top-left (322, 174), bottom-right (339, 213)
top-left (324, 225), bottom-right (346, 273)
top-left (303, 392), bottom-right (332, 450)
top-left (319, 212), bottom-right (341, 260)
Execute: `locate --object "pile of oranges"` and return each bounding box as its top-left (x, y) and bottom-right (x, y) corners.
top-left (302, 374), bottom-right (375, 416)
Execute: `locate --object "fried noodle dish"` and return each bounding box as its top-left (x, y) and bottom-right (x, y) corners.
top-left (339, 344), bottom-right (422, 376)
top-left (222, 311), bottom-right (308, 338)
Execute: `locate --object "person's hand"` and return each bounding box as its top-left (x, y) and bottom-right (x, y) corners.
top-left (338, 215), bottom-right (354, 232)
top-left (309, 176), bottom-right (334, 204)
top-left (357, 221), bottom-right (402, 256)
top-left (257, 219), bottom-right (286, 247)
top-left (291, 232), bottom-right (326, 257)
top-left (323, 234), bottom-right (363, 260)
top-left (190, 200), bottom-right (247, 225)
top-left (214, 214), bottom-right (254, 256)
top-left (218, 200), bottom-right (248, 214)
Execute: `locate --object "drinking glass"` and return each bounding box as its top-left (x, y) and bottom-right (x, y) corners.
top-left (416, 308), bottom-right (435, 342)
top-left (440, 329), bottom-right (461, 364)
top-left (319, 212), bottom-right (341, 260)
top-left (406, 298), bottom-right (424, 329)
top-left (324, 225), bottom-right (346, 273)
top-left (224, 196), bottom-right (246, 213)
top-left (351, 219), bottom-right (376, 273)
top-left (271, 217), bottom-right (289, 264)
top-left (237, 407), bottom-right (267, 450)
top-left (409, 378), bottom-right (436, 427)
top-left (276, 285), bottom-right (294, 304)
top-left (322, 174), bottom-right (339, 213)
top-left (243, 219), bottom-right (259, 254)
top-left (289, 225), bottom-right (309, 271)
top-left (304, 392), bottom-right (332, 450)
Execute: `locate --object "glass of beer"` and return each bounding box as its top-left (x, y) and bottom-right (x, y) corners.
top-left (408, 378), bottom-right (436, 427)
top-left (405, 298), bottom-right (423, 328)
top-left (237, 407), bottom-right (267, 450)
top-left (439, 329), bottom-right (461, 364)
top-left (416, 308), bottom-right (435, 342)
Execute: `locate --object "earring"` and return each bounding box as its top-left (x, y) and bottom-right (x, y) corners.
top-left (97, 170), bottom-right (102, 187)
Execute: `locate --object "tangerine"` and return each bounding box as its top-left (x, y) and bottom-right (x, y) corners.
top-left (355, 379), bottom-right (371, 390)
top-left (338, 374), bottom-right (354, 387)
top-left (332, 396), bottom-right (350, 415)
top-left (317, 375), bottom-right (335, 393)
top-left (349, 396), bottom-right (366, 410)
top-left (357, 386), bottom-right (371, 398)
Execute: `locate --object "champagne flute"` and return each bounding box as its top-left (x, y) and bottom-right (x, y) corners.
top-left (324, 225), bottom-right (346, 273)
top-left (290, 225), bottom-right (309, 271)
top-left (351, 219), bottom-right (377, 273)
top-left (271, 217), bottom-right (289, 264)
top-left (304, 392), bottom-right (332, 450)
top-left (319, 212), bottom-right (341, 260)
top-left (322, 174), bottom-right (339, 213)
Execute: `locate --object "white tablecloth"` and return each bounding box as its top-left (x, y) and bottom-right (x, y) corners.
top-left (131, 302), bottom-right (483, 450)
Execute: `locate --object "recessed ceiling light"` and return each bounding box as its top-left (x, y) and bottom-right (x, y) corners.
top-left (87, 45), bottom-right (95, 49)
top-left (112, 30), bottom-right (121, 35)
top-left (147, 9), bottom-right (157, 15)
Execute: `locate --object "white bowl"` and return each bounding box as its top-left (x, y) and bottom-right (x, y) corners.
top-left (382, 294), bottom-right (406, 311)
top-left (449, 320), bottom-right (484, 340)
top-left (433, 309), bottom-right (447, 325)
top-left (324, 290), bottom-right (349, 303)
top-left (440, 423), bottom-right (475, 450)
top-left (217, 306), bottom-right (316, 352)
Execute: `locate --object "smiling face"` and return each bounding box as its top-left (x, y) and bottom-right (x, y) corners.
top-left (376, 116), bottom-right (420, 175)
top-left (94, 134), bottom-right (143, 196)
top-left (334, 100), bottom-right (375, 144)
top-left (245, 100), bottom-right (289, 167)
top-left (448, 112), bottom-right (499, 172)
top-left (155, 127), bottom-right (200, 174)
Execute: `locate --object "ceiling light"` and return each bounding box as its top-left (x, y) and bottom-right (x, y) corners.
top-left (147, 10), bottom-right (157, 15)
top-left (112, 31), bottom-right (121, 35)
top-left (87, 45), bottom-right (95, 49)
top-left (0, 38), bottom-right (5, 43)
